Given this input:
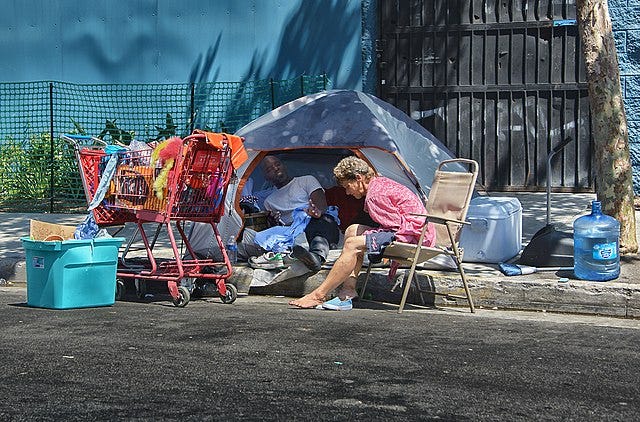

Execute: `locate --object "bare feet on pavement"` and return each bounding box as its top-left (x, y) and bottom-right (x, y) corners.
top-left (289, 293), bottom-right (325, 309)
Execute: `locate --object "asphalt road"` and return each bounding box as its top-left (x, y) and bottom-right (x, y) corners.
top-left (1, 286), bottom-right (639, 421)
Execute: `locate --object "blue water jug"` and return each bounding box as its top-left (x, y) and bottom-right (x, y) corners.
top-left (573, 200), bottom-right (620, 281)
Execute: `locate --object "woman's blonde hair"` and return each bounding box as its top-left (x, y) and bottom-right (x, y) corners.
top-left (333, 156), bottom-right (375, 183)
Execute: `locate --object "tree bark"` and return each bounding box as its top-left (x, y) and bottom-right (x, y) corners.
top-left (576, 0), bottom-right (638, 254)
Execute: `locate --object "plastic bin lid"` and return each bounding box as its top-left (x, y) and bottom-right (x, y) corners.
top-left (21, 236), bottom-right (125, 251)
top-left (467, 196), bottom-right (522, 218)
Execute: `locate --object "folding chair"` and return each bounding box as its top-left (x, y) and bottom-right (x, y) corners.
top-left (360, 158), bottom-right (479, 313)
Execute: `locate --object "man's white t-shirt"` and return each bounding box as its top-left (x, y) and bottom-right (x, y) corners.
top-left (263, 175), bottom-right (323, 225)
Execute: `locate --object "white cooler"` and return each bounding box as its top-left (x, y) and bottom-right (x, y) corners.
top-left (459, 196), bottom-right (522, 263)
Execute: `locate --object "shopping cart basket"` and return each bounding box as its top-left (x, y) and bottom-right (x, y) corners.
top-left (64, 134), bottom-right (136, 226)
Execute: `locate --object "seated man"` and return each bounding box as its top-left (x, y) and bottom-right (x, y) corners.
top-left (240, 155), bottom-right (340, 272)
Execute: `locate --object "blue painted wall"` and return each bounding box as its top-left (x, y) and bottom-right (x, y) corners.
top-left (610, 0), bottom-right (640, 193)
top-left (7, 0), bottom-right (637, 192)
top-left (0, 0), bottom-right (363, 89)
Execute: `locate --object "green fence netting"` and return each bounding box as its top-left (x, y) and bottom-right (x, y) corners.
top-left (0, 75), bottom-right (329, 213)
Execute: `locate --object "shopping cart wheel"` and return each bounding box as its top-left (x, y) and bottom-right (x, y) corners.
top-left (172, 285), bottom-right (191, 307)
top-left (115, 279), bottom-right (126, 301)
top-left (135, 279), bottom-right (148, 300)
top-left (220, 283), bottom-right (238, 304)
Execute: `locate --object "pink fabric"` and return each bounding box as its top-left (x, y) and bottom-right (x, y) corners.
top-left (364, 177), bottom-right (436, 281)
top-left (364, 177), bottom-right (436, 247)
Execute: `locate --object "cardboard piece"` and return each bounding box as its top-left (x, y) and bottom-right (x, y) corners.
top-left (29, 220), bottom-right (77, 241)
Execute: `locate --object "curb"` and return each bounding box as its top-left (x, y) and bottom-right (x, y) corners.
top-left (5, 258), bottom-right (640, 319)
top-left (229, 265), bottom-right (640, 319)
top-left (467, 275), bottom-right (640, 319)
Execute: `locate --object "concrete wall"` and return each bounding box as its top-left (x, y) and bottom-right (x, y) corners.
top-left (0, 0), bottom-right (363, 89)
top-left (610, 0), bottom-right (640, 193)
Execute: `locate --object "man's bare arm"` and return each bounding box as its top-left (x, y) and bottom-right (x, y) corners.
top-left (308, 188), bottom-right (328, 217)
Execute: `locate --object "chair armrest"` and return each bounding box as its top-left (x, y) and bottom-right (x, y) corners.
top-left (409, 213), bottom-right (470, 226)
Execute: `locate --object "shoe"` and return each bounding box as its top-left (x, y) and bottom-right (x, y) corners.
top-left (321, 296), bottom-right (353, 311)
top-left (292, 245), bottom-right (324, 272)
top-left (282, 252), bottom-right (298, 266)
top-left (249, 252), bottom-right (285, 270)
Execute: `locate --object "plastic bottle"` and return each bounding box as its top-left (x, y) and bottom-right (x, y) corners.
top-left (226, 236), bottom-right (238, 264)
top-left (573, 200), bottom-right (620, 281)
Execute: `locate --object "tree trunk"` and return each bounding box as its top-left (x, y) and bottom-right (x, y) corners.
top-left (576, 0), bottom-right (638, 254)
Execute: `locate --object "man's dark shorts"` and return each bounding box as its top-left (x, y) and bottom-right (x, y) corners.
top-left (365, 230), bottom-right (395, 264)
top-left (304, 213), bottom-right (340, 246)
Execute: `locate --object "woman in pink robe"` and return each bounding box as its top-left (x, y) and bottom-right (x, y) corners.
top-left (289, 156), bottom-right (435, 310)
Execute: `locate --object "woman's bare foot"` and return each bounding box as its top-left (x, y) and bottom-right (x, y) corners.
top-left (289, 292), bottom-right (325, 309)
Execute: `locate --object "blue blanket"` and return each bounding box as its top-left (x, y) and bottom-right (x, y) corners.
top-left (254, 206), bottom-right (340, 253)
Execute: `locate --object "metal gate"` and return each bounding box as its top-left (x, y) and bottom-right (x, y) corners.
top-left (377, 0), bottom-right (593, 192)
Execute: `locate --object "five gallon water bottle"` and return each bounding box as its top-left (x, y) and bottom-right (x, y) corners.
top-left (573, 200), bottom-right (620, 281)
top-left (226, 236), bottom-right (238, 264)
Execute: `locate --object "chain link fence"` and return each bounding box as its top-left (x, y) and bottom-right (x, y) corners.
top-left (0, 75), bottom-right (329, 213)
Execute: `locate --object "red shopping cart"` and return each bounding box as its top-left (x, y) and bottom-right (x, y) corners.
top-left (65, 131), bottom-right (241, 307)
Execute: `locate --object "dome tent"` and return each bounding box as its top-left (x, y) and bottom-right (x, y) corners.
top-left (188, 89), bottom-right (460, 255)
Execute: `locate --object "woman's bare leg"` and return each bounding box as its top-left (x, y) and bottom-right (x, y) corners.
top-left (317, 223), bottom-right (371, 300)
top-left (336, 224), bottom-right (369, 299)
top-left (336, 256), bottom-right (363, 299)
top-left (289, 233), bottom-right (368, 308)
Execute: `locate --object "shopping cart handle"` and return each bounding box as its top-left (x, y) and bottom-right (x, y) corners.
top-left (61, 134), bottom-right (107, 148)
top-left (62, 133), bottom-right (93, 139)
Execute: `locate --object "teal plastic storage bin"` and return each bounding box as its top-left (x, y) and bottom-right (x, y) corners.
top-left (21, 237), bottom-right (125, 309)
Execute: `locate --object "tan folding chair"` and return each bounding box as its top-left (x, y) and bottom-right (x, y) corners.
top-left (360, 158), bottom-right (479, 313)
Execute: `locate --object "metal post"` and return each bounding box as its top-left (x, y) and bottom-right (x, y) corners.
top-left (270, 78), bottom-right (275, 109)
top-left (189, 83), bottom-right (195, 134)
top-left (49, 82), bottom-right (55, 213)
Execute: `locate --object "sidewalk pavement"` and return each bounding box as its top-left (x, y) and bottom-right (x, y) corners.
top-left (2, 192), bottom-right (639, 318)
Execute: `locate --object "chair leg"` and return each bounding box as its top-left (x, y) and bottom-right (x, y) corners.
top-left (398, 263), bottom-right (419, 314)
top-left (445, 223), bottom-right (475, 313)
top-left (452, 256), bottom-right (475, 313)
top-left (458, 264), bottom-right (475, 313)
top-left (359, 263), bottom-right (373, 299)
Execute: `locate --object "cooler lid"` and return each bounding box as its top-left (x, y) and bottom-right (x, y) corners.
top-left (467, 196), bottom-right (522, 218)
